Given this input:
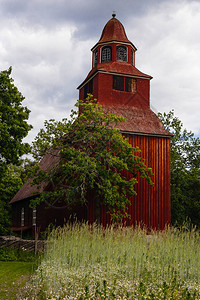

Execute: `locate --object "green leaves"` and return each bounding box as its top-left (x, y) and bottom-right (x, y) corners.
top-left (0, 67), bottom-right (32, 165)
top-left (31, 95), bottom-right (153, 222)
top-left (0, 166), bottom-right (23, 235)
top-left (158, 110), bottom-right (200, 227)
top-left (0, 67), bottom-right (32, 234)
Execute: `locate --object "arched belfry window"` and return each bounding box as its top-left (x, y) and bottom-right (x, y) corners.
top-left (101, 46), bottom-right (112, 63)
top-left (94, 50), bottom-right (98, 67)
top-left (131, 49), bottom-right (134, 65)
top-left (117, 45), bottom-right (127, 62)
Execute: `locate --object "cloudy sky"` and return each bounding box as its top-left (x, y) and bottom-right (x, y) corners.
top-left (0, 0), bottom-right (200, 143)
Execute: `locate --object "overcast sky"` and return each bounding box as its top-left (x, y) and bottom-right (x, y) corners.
top-left (0, 0), bottom-right (200, 143)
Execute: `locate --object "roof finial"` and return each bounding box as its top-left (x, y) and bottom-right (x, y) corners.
top-left (112, 11), bottom-right (116, 18)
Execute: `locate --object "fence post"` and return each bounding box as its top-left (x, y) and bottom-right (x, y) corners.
top-left (34, 225), bottom-right (38, 254)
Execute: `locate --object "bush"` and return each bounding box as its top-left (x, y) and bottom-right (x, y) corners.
top-left (0, 247), bottom-right (38, 262)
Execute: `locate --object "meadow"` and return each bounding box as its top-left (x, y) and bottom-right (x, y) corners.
top-left (26, 223), bottom-right (200, 299)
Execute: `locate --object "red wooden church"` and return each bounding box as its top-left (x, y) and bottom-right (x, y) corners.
top-left (10, 15), bottom-right (172, 236)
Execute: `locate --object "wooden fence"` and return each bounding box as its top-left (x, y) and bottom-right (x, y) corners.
top-left (0, 236), bottom-right (46, 253)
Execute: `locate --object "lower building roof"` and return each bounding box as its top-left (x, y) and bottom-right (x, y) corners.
top-left (103, 105), bottom-right (172, 137)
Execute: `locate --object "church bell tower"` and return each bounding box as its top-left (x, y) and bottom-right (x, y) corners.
top-left (78, 14), bottom-right (152, 108)
top-left (78, 15), bottom-right (172, 229)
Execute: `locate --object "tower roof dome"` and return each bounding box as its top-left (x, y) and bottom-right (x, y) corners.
top-left (99, 17), bottom-right (132, 44)
top-left (92, 16), bottom-right (136, 51)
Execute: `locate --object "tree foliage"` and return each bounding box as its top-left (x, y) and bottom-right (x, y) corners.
top-left (0, 67), bottom-right (32, 167)
top-left (31, 96), bottom-right (153, 222)
top-left (0, 67), bottom-right (32, 234)
top-left (0, 159), bottom-right (36, 235)
top-left (0, 166), bottom-right (23, 235)
top-left (158, 110), bottom-right (200, 227)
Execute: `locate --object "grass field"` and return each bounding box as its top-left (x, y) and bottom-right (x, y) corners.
top-left (0, 261), bottom-right (34, 299)
top-left (26, 223), bottom-right (200, 299)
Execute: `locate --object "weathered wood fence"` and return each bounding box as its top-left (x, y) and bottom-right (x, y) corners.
top-left (0, 236), bottom-right (46, 252)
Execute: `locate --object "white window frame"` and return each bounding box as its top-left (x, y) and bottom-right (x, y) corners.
top-left (21, 207), bottom-right (24, 227)
top-left (32, 208), bottom-right (37, 226)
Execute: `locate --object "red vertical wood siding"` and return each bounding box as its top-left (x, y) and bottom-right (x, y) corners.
top-left (86, 134), bottom-right (171, 230)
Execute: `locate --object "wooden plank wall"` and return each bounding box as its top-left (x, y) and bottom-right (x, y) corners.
top-left (87, 134), bottom-right (171, 230)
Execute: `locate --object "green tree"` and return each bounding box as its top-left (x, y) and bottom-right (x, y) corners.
top-left (0, 67), bottom-right (32, 167)
top-left (31, 96), bottom-right (153, 222)
top-left (0, 67), bottom-right (32, 234)
top-left (0, 166), bottom-right (23, 235)
top-left (158, 110), bottom-right (200, 227)
top-left (0, 159), bottom-right (37, 235)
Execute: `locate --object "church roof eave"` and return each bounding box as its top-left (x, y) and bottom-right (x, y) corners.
top-left (77, 63), bottom-right (152, 90)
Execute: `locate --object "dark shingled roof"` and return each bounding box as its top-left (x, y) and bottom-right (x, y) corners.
top-left (10, 151), bottom-right (59, 204)
top-left (103, 105), bottom-right (172, 137)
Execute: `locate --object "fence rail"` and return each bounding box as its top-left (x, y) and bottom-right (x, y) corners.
top-left (0, 236), bottom-right (46, 252)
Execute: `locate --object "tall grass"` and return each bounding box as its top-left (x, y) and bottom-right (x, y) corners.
top-left (28, 223), bottom-right (200, 299)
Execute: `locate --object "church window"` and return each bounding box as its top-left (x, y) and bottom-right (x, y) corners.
top-left (131, 49), bottom-right (134, 65)
top-left (117, 45), bottom-right (127, 62)
top-left (113, 76), bottom-right (137, 93)
top-left (94, 50), bottom-right (98, 67)
top-left (84, 79), bottom-right (93, 98)
top-left (101, 46), bottom-right (112, 63)
top-left (113, 76), bottom-right (124, 91)
top-left (32, 208), bottom-right (36, 226)
top-left (21, 207), bottom-right (24, 227)
top-left (125, 78), bottom-right (137, 93)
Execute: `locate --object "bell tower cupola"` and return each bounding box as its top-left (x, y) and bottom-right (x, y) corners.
top-left (91, 14), bottom-right (137, 67)
top-left (78, 14), bottom-right (152, 107)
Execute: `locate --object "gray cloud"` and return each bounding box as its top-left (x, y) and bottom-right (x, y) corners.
top-left (0, 0), bottom-right (199, 144)
top-left (0, 0), bottom-right (168, 38)
top-left (126, 0), bottom-right (200, 134)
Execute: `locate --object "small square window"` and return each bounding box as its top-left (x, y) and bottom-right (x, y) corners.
top-left (113, 76), bottom-right (124, 91)
top-left (125, 78), bottom-right (137, 93)
top-left (84, 79), bottom-right (93, 98)
top-left (88, 80), bottom-right (93, 94)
